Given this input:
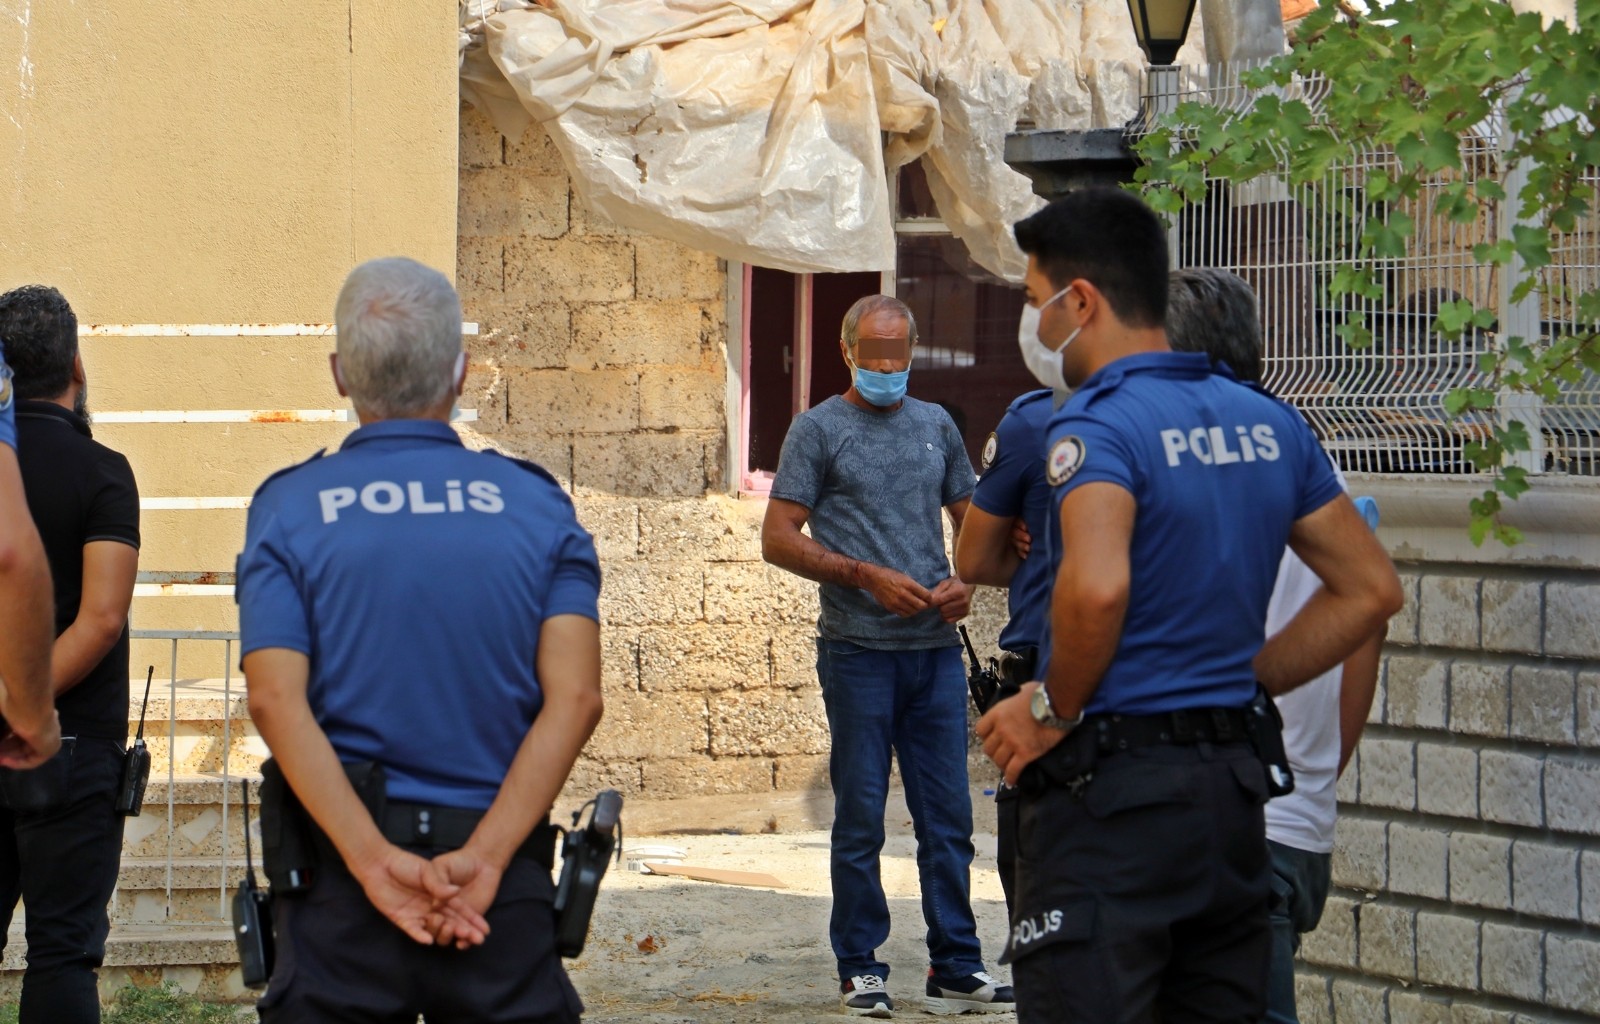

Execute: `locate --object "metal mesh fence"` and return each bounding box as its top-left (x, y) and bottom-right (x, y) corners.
top-left (1142, 63), bottom-right (1600, 477)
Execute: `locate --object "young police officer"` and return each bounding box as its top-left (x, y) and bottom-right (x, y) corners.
top-left (977, 190), bottom-right (1402, 1023)
top-left (239, 258), bottom-right (604, 1023)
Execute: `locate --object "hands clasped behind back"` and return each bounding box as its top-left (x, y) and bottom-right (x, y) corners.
top-left (350, 840), bottom-right (494, 949)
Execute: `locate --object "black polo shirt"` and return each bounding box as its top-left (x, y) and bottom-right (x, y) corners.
top-left (15, 400), bottom-right (140, 739)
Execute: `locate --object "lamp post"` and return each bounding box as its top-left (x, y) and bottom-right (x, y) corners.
top-left (1124, 0), bottom-right (1199, 68)
top-left (1004, 0), bottom-right (1198, 200)
top-left (1125, 0), bottom-right (1197, 269)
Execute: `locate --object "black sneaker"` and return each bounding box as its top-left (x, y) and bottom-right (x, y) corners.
top-left (841, 974), bottom-right (894, 1018)
top-left (924, 969), bottom-right (1015, 1015)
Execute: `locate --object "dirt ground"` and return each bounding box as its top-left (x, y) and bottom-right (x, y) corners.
top-left (562, 787), bottom-right (1015, 1023)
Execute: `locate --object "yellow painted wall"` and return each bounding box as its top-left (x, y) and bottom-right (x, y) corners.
top-left (1, 0), bottom-right (459, 321)
top-left (1, 1), bottom-right (460, 671)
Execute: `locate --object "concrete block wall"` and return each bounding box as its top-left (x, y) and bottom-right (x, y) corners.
top-left (1297, 562), bottom-right (1600, 1022)
top-left (457, 105), bottom-right (1007, 800)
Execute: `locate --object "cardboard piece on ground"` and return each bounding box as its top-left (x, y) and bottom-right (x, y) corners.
top-left (641, 862), bottom-right (787, 889)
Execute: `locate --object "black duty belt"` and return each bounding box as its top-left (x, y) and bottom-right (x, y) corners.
top-left (1085, 705), bottom-right (1253, 754)
top-left (379, 800), bottom-right (557, 870)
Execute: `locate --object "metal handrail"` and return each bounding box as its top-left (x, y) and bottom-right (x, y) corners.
top-left (126, 629), bottom-right (244, 922)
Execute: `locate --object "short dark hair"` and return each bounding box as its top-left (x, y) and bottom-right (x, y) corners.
top-left (1166, 268), bottom-right (1264, 384)
top-left (0, 285), bottom-right (78, 400)
top-left (1012, 188), bottom-right (1169, 329)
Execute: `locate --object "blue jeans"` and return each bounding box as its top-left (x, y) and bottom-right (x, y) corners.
top-left (1264, 840), bottom-right (1332, 1024)
top-left (816, 638), bottom-right (984, 983)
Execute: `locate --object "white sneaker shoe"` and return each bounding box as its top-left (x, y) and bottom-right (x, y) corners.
top-left (924, 969), bottom-right (1016, 1015)
top-left (841, 974), bottom-right (894, 1018)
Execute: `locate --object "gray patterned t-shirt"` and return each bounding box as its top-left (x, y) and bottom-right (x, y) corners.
top-left (770, 395), bottom-right (975, 650)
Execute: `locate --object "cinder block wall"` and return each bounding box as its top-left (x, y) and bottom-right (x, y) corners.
top-left (1296, 561), bottom-right (1600, 1022)
top-left (457, 106), bottom-right (1006, 801)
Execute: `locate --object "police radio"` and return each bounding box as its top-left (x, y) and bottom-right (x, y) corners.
top-left (114, 667), bottom-right (154, 816)
top-left (958, 626), bottom-right (1002, 713)
top-left (232, 778), bottom-right (275, 987)
top-left (552, 789), bottom-right (623, 958)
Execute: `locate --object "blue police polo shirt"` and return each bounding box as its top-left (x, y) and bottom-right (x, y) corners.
top-left (237, 419), bottom-right (601, 810)
top-left (0, 342), bottom-right (16, 450)
top-left (971, 389), bottom-right (1053, 652)
top-left (1041, 352), bottom-right (1341, 715)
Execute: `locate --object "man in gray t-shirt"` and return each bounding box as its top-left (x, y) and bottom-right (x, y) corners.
top-left (762, 295), bottom-right (1012, 1019)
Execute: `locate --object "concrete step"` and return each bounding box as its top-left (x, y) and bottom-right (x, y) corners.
top-left (8, 856), bottom-right (248, 929)
top-left (124, 774), bottom-right (261, 861)
top-left (0, 923), bottom-right (248, 1004)
top-left (119, 679), bottom-right (264, 775)
top-left (109, 857), bottom-right (255, 928)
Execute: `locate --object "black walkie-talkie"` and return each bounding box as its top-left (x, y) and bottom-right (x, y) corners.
top-left (114, 667), bottom-right (154, 816)
top-left (233, 778), bottom-right (275, 988)
top-left (958, 625), bottom-right (1001, 714)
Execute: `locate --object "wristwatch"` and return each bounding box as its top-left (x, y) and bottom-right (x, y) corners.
top-left (1030, 684), bottom-right (1083, 732)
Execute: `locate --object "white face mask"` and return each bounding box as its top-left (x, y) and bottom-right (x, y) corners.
top-left (1017, 286), bottom-right (1079, 396)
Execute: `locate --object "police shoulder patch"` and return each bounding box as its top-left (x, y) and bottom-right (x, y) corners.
top-left (1046, 435), bottom-right (1085, 486)
top-left (980, 431), bottom-right (999, 471)
top-left (251, 449), bottom-right (326, 498)
top-left (0, 363), bottom-right (12, 413)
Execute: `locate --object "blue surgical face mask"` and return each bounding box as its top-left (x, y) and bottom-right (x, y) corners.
top-left (850, 361), bottom-right (909, 407)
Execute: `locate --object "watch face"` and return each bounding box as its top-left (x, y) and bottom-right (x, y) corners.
top-left (1030, 685), bottom-right (1049, 723)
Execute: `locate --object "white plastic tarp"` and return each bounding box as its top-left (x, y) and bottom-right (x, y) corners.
top-left (459, 1), bottom-right (1153, 279)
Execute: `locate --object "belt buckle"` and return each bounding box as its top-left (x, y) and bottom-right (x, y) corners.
top-left (1210, 708), bottom-right (1236, 743)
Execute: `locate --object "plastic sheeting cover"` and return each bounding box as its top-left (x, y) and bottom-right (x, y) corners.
top-left (461, 1), bottom-right (1153, 279)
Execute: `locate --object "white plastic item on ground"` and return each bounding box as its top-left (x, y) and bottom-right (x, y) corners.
top-left (624, 844), bottom-right (688, 873)
top-left (460, 0), bottom-right (1176, 279)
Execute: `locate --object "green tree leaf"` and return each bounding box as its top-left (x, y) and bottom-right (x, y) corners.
top-left (1131, 0), bottom-right (1599, 547)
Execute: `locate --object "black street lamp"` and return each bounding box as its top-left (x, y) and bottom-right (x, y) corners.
top-left (1125, 0), bottom-right (1199, 67)
top-left (1004, 0), bottom-right (1199, 199)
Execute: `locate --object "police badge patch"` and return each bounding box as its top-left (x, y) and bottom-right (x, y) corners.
top-left (980, 431), bottom-right (999, 471)
top-left (1046, 436), bottom-right (1084, 486)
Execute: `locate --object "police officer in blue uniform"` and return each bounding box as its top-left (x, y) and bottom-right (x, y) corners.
top-left (976, 189), bottom-right (1402, 1023)
top-left (954, 387), bottom-right (1053, 915)
top-left (0, 339), bottom-right (58, 771)
top-left (238, 257), bottom-right (604, 1023)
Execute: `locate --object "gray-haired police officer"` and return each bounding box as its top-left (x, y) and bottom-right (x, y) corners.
top-left (976, 190), bottom-right (1402, 1024)
top-left (238, 257), bottom-right (603, 1023)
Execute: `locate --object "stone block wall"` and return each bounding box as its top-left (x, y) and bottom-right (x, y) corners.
top-left (1296, 561), bottom-right (1600, 1022)
top-left (457, 105), bottom-right (1005, 801)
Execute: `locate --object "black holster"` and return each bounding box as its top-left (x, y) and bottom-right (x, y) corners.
top-left (1243, 686), bottom-right (1296, 797)
top-left (994, 647), bottom-right (1037, 706)
top-left (259, 758), bottom-right (388, 893)
top-left (1019, 727), bottom-right (1098, 796)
